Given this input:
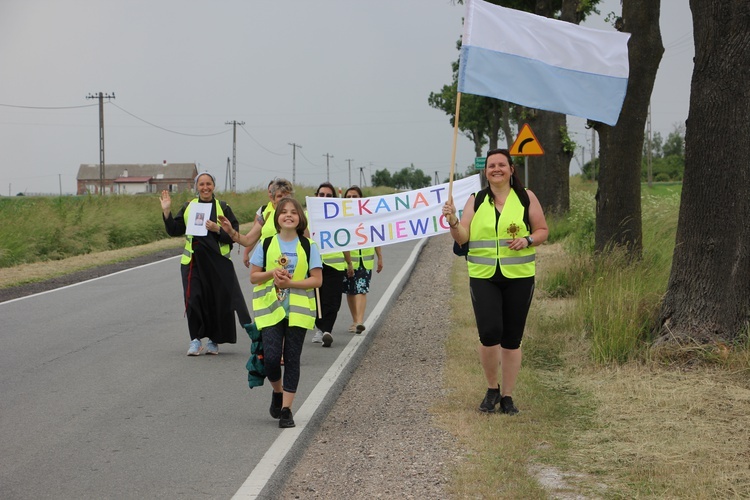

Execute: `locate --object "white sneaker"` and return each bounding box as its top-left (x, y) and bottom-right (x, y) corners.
top-left (311, 329), bottom-right (324, 343)
top-left (322, 332), bottom-right (333, 347)
top-left (187, 338), bottom-right (203, 356)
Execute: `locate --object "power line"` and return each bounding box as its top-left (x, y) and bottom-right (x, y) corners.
top-left (0, 102), bottom-right (97, 110)
top-left (109, 101), bottom-right (231, 137)
top-left (238, 124), bottom-right (287, 156)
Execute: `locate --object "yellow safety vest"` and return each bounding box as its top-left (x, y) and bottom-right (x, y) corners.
top-left (252, 236), bottom-right (317, 330)
top-left (260, 204), bottom-right (277, 240)
top-left (321, 251), bottom-right (347, 271)
top-left (351, 247), bottom-right (375, 271)
top-left (466, 190), bottom-right (535, 279)
top-left (181, 199), bottom-right (231, 265)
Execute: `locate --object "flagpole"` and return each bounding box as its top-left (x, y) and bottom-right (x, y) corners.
top-left (448, 92), bottom-right (462, 202)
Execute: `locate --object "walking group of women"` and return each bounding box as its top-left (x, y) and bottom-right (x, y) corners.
top-left (160, 176), bottom-right (382, 428)
top-left (161, 147), bottom-right (547, 425)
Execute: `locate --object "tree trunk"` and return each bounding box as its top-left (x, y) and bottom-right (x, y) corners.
top-left (594, 0), bottom-right (662, 256)
top-left (523, 0), bottom-right (575, 215)
top-left (528, 110), bottom-right (571, 214)
top-left (657, 0), bottom-right (750, 344)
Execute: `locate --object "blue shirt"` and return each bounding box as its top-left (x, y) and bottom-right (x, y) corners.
top-left (250, 236), bottom-right (322, 315)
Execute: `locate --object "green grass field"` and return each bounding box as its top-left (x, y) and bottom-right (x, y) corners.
top-left (0, 184), bottom-right (399, 269)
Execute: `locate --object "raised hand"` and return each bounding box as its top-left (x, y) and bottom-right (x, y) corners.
top-left (218, 215), bottom-right (233, 234)
top-left (160, 190), bottom-right (172, 215)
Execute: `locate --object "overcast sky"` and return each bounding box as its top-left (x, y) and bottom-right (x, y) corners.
top-left (0, 0), bottom-right (693, 195)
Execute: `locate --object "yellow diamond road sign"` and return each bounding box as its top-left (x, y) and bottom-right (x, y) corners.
top-left (509, 124), bottom-right (544, 156)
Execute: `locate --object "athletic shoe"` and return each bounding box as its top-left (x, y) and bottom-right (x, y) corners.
top-left (322, 332), bottom-right (333, 347)
top-left (356, 324), bottom-right (366, 334)
top-left (269, 392), bottom-right (283, 419)
top-left (187, 339), bottom-right (203, 356)
top-left (206, 340), bottom-right (219, 355)
top-left (500, 396), bottom-right (519, 415)
top-left (479, 388), bottom-right (500, 413)
top-left (311, 329), bottom-right (324, 343)
top-left (348, 324), bottom-right (357, 333)
top-left (279, 407), bottom-right (295, 428)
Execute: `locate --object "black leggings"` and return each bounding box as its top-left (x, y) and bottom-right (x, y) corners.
top-left (262, 319), bottom-right (306, 393)
top-left (469, 276), bottom-right (534, 349)
top-left (315, 264), bottom-right (345, 333)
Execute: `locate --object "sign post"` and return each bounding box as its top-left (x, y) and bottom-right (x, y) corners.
top-left (509, 123), bottom-right (544, 187)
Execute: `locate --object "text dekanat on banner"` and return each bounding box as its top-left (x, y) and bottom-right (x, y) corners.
top-left (307, 175), bottom-right (481, 254)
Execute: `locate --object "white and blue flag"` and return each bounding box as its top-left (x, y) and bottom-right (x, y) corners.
top-left (458, 0), bottom-right (631, 126)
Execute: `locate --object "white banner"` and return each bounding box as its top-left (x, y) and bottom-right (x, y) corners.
top-left (307, 175), bottom-right (482, 254)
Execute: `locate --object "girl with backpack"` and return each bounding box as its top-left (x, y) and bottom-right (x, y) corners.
top-left (233, 197), bottom-right (322, 428)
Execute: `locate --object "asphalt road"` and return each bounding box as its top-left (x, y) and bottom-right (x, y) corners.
top-left (0, 239), bottom-right (422, 499)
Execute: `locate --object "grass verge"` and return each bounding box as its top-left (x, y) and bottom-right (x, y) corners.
top-left (438, 243), bottom-right (750, 498)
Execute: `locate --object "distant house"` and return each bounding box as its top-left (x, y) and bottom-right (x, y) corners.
top-left (76, 163), bottom-right (198, 195)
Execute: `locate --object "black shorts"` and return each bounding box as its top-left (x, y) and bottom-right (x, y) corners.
top-left (469, 274), bottom-right (534, 349)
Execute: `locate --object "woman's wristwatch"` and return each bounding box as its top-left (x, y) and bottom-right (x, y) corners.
top-left (524, 235), bottom-right (534, 247)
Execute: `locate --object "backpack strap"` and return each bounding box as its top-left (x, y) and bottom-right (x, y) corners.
top-left (299, 237), bottom-right (311, 270)
top-left (262, 236), bottom-right (273, 270)
top-left (261, 235), bottom-right (311, 271)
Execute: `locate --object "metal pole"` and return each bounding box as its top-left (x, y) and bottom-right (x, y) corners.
top-left (225, 120), bottom-right (244, 192)
top-left (346, 158), bottom-right (353, 187)
top-left (524, 156), bottom-right (529, 187)
top-left (323, 153), bottom-right (333, 182)
top-left (288, 143), bottom-right (301, 184)
top-left (86, 92), bottom-right (115, 195)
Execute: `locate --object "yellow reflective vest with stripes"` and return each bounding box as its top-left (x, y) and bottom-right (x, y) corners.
top-left (252, 236), bottom-right (317, 330)
top-left (260, 203), bottom-right (277, 240)
top-left (467, 189), bottom-right (535, 279)
top-left (350, 247), bottom-right (375, 270)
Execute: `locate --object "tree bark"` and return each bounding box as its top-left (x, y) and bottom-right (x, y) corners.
top-left (522, 0), bottom-right (574, 215)
top-left (657, 0), bottom-right (750, 344)
top-left (528, 111), bottom-right (572, 214)
top-left (594, 0), bottom-right (662, 256)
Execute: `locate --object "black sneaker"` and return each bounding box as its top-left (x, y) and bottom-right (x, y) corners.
top-left (479, 388), bottom-right (501, 413)
top-left (500, 396), bottom-right (519, 415)
top-left (279, 407), bottom-right (295, 428)
top-left (269, 392), bottom-right (283, 419)
top-left (322, 332), bottom-right (333, 347)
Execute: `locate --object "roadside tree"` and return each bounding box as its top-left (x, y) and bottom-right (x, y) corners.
top-left (657, 0), bottom-right (750, 344)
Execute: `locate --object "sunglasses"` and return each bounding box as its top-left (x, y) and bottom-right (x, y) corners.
top-left (346, 195), bottom-right (359, 198)
top-left (317, 193), bottom-right (334, 197)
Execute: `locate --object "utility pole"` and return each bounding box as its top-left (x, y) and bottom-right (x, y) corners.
top-left (225, 120), bottom-right (244, 192)
top-left (323, 153), bottom-right (334, 182)
top-left (86, 92), bottom-right (115, 195)
top-left (434, 171), bottom-right (439, 185)
top-left (581, 147), bottom-right (585, 177)
top-left (288, 143), bottom-right (301, 184)
top-left (346, 158), bottom-right (354, 187)
top-left (224, 157), bottom-right (231, 191)
top-left (359, 166), bottom-right (367, 187)
top-left (58, 174), bottom-right (62, 197)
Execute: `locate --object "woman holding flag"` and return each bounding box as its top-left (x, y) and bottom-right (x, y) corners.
top-left (443, 148), bottom-right (547, 415)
